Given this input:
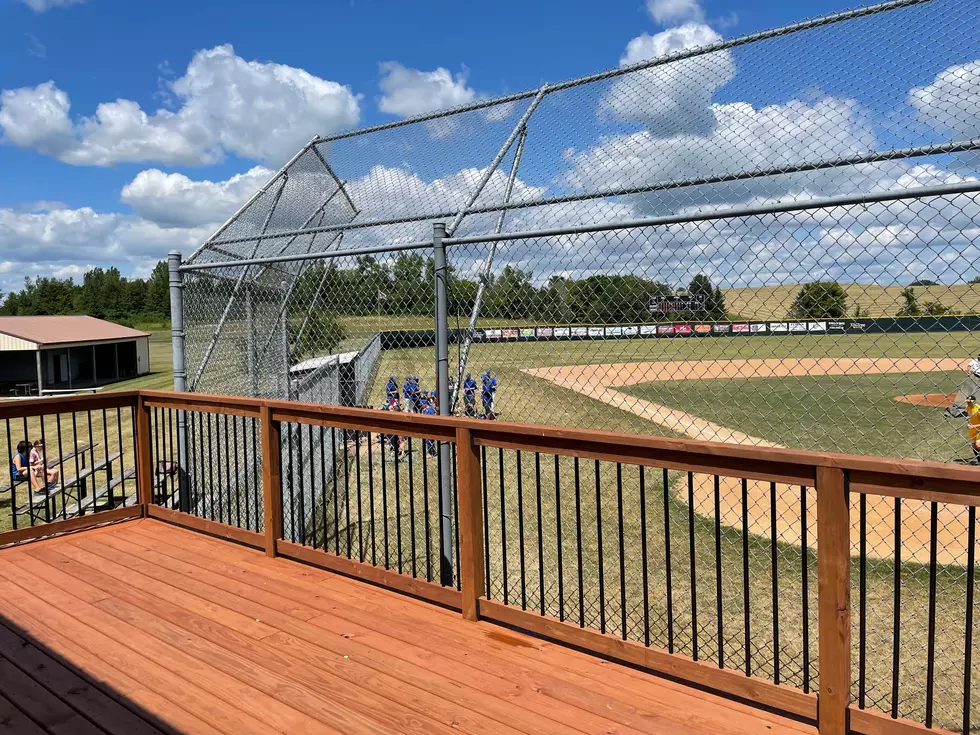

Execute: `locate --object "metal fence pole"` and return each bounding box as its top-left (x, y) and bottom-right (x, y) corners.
top-left (433, 222), bottom-right (454, 586)
top-left (168, 251), bottom-right (190, 512)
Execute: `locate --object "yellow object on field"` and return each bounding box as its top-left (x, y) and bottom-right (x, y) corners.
top-left (968, 402), bottom-right (980, 442)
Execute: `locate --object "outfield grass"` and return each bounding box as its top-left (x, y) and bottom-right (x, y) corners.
top-left (619, 370), bottom-right (969, 462)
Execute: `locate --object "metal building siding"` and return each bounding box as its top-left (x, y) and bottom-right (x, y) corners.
top-left (0, 332), bottom-right (38, 351)
top-left (136, 336), bottom-right (150, 375)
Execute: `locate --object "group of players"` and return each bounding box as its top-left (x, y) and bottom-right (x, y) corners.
top-left (382, 371), bottom-right (499, 419)
top-left (378, 371), bottom-right (499, 462)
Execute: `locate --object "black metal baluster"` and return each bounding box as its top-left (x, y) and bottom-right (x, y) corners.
top-left (499, 447), bottom-right (508, 605)
top-left (332, 426), bottom-right (341, 555)
top-left (252, 418), bottom-right (260, 531)
top-left (56, 414), bottom-right (67, 518)
top-left (770, 481), bottom-right (779, 684)
top-left (437, 442), bottom-right (447, 587)
top-left (188, 412), bottom-right (197, 515)
top-left (356, 430), bottom-right (364, 563)
top-left (421, 441), bottom-right (430, 579)
top-left (481, 446), bottom-right (489, 594)
top-left (891, 497), bottom-right (902, 719)
top-left (153, 407), bottom-right (163, 508)
top-left (664, 468), bottom-right (674, 653)
top-left (555, 454), bottom-right (564, 622)
top-left (309, 425), bottom-right (318, 551)
top-left (320, 426), bottom-right (328, 550)
top-left (394, 434), bottom-right (402, 571)
top-left (297, 425), bottom-right (307, 545)
top-left (5, 419), bottom-right (15, 530)
top-left (964, 505), bottom-right (976, 735)
top-left (407, 436), bottom-right (415, 574)
top-left (368, 430), bottom-right (376, 567)
top-left (596, 459), bottom-right (606, 634)
top-left (101, 408), bottom-right (111, 510)
top-left (575, 457), bottom-right (584, 628)
top-left (167, 408), bottom-right (176, 504)
top-left (232, 416), bottom-right (241, 528)
top-left (39, 415), bottom-right (50, 522)
top-left (380, 428), bottom-right (389, 568)
top-left (859, 491), bottom-right (867, 706)
top-left (452, 444), bottom-right (460, 590)
top-left (344, 429), bottom-right (352, 559)
top-left (115, 408), bottom-right (124, 509)
top-left (742, 477), bottom-right (751, 675)
top-left (68, 413), bottom-right (81, 529)
top-left (617, 463), bottom-right (626, 641)
top-left (639, 466), bottom-right (650, 647)
top-left (517, 451), bottom-right (527, 610)
top-left (285, 422), bottom-right (294, 542)
top-left (925, 501), bottom-right (939, 728)
top-left (688, 471), bottom-right (698, 660)
top-left (802, 486), bottom-right (811, 695)
top-left (535, 452), bottom-right (545, 616)
top-left (207, 413), bottom-right (216, 521)
top-left (714, 475), bottom-right (724, 667)
top-left (223, 415), bottom-right (232, 523)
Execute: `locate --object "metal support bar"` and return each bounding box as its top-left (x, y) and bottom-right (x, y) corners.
top-left (200, 136), bottom-right (978, 251)
top-left (433, 222), bottom-right (454, 586)
top-left (451, 126), bottom-right (528, 411)
top-left (309, 0), bottom-right (926, 146)
top-left (181, 178), bottom-right (980, 273)
top-left (168, 251), bottom-right (190, 512)
top-left (446, 85), bottom-right (548, 236)
top-left (190, 176), bottom-right (288, 391)
top-left (185, 141), bottom-right (312, 265)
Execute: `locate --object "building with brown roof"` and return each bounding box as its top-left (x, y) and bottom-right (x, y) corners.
top-left (0, 316), bottom-right (151, 395)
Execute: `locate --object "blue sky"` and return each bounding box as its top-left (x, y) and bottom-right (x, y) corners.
top-left (1, 0), bottom-right (978, 292)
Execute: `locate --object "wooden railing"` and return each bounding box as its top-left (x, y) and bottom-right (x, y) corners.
top-left (3, 388), bottom-right (979, 735)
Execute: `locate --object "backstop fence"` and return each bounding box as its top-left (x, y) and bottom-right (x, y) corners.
top-left (173, 0), bottom-right (980, 537)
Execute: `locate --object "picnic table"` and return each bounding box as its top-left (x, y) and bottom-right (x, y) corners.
top-left (14, 382), bottom-right (36, 397)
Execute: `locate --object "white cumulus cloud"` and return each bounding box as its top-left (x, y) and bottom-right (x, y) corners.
top-left (0, 45), bottom-right (361, 167)
top-left (646, 0), bottom-right (704, 25)
top-left (377, 62), bottom-right (476, 118)
top-left (606, 23), bottom-right (735, 137)
top-left (910, 60), bottom-right (980, 139)
top-left (121, 166), bottom-right (274, 228)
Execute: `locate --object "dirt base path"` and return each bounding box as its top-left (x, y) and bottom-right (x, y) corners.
top-left (525, 356), bottom-right (970, 564)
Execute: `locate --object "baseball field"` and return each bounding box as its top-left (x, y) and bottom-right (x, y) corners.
top-left (362, 327), bottom-right (977, 729)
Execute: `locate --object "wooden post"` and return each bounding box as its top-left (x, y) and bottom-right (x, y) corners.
top-left (816, 466), bottom-right (850, 735)
top-left (261, 405), bottom-right (283, 558)
top-left (135, 395), bottom-right (153, 515)
top-left (455, 426), bottom-right (486, 621)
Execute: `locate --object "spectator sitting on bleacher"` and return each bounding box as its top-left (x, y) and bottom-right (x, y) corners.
top-left (29, 439), bottom-right (59, 490)
top-left (10, 441), bottom-right (29, 487)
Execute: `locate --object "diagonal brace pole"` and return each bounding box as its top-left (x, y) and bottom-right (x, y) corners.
top-left (450, 126), bottom-right (528, 411)
top-left (190, 176), bottom-right (288, 391)
top-left (446, 84), bottom-right (548, 237)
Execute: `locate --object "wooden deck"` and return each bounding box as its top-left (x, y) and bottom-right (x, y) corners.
top-left (0, 519), bottom-right (816, 735)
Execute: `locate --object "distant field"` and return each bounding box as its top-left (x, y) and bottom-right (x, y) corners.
top-left (724, 283), bottom-right (980, 321)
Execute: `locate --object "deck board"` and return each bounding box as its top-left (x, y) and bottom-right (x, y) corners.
top-left (0, 519), bottom-right (817, 734)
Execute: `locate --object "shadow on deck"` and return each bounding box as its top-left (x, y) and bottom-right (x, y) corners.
top-left (0, 518), bottom-right (813, 735)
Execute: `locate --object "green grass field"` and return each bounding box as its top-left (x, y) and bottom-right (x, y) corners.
top-left (619, 370), bottom-right (969, 461)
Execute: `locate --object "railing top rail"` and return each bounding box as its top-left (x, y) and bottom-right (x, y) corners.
top-left (147, 389), bottom-right (980, 495)
top-left (0, 390), bottom-right (140, 420)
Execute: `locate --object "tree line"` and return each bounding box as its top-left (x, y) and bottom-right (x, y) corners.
top-left (789, 282), bottom-right (959, 319)
top-left (0, 261), bottom-right (171, 326)
top-left (287, 255), bottom-right (729, 325)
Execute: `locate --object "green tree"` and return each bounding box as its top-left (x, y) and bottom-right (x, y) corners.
top-left (687, 274), bottom-right (727, 320)
top-left (289, 308), bottom-right (346, 360)
top-left (923, 300), bottom-right (954, 316)
top-left (896, 287), bottom-right (921, 317)
top-left (789, 282), bottom-right (848, 319)
top-left (145, 260), bottom-right (171, 319)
